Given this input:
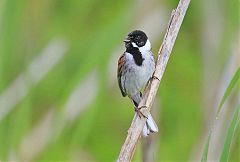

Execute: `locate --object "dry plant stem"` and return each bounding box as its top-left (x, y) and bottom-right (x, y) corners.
top-left (117, 0), bottom-right (191, 161)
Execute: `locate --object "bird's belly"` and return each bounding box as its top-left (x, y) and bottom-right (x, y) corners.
top-left (124, 64), bottom-right (153, 96)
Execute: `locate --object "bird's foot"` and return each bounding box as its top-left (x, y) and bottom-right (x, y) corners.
top-left (135, 106), bottom-right (148, 119)
top-left (152, 75), bottom-right (160, 81)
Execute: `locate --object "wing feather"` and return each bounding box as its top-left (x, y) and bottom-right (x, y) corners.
top-left (117, 54), bottom-right (127, 97)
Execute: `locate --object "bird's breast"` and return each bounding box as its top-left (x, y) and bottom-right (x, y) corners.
top-left (123, 52), bottom-right (155, 96)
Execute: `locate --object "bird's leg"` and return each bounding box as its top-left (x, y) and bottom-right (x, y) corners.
top-left (130, 94), bottom-right (149, 119)
top-left (135, 105), bottom-right (148, 119)
top-left (151, 75), bottom-right (160, 81)
top-left (144, 75), bottom-right (160, 91)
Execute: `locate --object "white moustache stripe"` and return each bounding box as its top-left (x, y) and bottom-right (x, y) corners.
top-left (131, 42), bottom-right (138, 47)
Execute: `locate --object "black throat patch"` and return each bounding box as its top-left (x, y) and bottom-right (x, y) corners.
top-left (126, 47), bottom-right (144, 66)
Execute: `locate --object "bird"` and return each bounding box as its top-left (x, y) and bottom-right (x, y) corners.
top-left (117, 30), bottom-right (158, 136)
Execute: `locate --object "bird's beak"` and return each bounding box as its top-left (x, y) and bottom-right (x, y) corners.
top-left (123, 37), bottom-right (131, 43)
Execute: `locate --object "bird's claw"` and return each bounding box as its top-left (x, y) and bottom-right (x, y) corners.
top-left (152, 75), bottom-right (160, 81)
top-left (135, 106), bottom-right (148, 119)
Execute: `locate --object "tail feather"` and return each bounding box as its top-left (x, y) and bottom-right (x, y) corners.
top-left (146, 113), bottom-right (158, 133)
top-left (142, 123), bottom-right (149, 137)
top-left (131, 92), bottom-right (158, 137)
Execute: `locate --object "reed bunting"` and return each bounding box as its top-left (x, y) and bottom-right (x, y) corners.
top-left (117, 30), bottom-right (158, 136)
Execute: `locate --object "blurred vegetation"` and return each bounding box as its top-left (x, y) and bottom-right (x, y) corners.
top-left (201, 68), bottom-right (240, 162)
top-left (0, 0), bottom-right (239, 161)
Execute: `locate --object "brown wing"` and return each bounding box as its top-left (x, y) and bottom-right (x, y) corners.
top-left (117, 54), bottom-right (127, 97)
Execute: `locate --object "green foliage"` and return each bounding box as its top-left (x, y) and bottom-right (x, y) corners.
top-left (0, 0), bottom-right (239, 161)
top-left (217, 68), bottom-right (240, 117)
top-left (201, 133), bottom-right (211, 162)
top-left (220, 106), bottom-right (240, 162)
top-left (201, 68), bottom-right (240, 161)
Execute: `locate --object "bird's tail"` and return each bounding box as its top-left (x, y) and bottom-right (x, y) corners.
top-left (131, 92), bottom-right (158, 137)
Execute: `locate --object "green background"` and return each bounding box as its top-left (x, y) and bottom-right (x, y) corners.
top-left (0, 0), bottom-right (239, 161)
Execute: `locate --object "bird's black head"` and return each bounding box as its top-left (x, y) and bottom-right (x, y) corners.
top-left (124, 30), bottom-right (148, 48)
